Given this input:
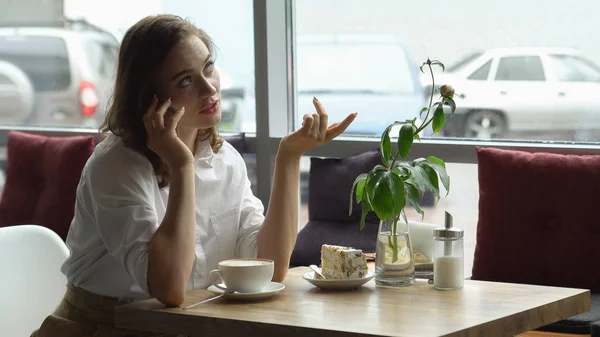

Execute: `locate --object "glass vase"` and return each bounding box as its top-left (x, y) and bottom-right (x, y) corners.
top-left (374, 218), bottom-right (415, 286)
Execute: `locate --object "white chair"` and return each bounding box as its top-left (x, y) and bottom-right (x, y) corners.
top-left (0, 225), bottom-right (69, 337)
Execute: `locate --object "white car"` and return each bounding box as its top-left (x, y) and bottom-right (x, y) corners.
top-left (423, 47), bottom-right (600, 139)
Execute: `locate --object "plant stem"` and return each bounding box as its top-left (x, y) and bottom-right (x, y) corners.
top-left (420, 62), bottom-right (436, 126)
top-left (414, 62), bottom-right (438, 135)
top-left (391, 215), bottom-right (399, 263)
top-left (389, 152), bottom-right (400, 170)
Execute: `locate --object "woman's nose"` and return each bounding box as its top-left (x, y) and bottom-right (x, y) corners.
top-left (198, 77), bottom-right (217, 98)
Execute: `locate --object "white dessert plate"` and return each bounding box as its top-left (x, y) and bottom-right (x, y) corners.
top-left (207, 281), bottom-right (285, 301)
top-left (302, 270), bottom-right (375, 290)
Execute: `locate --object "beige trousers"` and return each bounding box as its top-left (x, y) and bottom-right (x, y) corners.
top-left (30, 283), bottom-right (182, 337)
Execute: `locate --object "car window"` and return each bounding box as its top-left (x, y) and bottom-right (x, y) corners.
top-left (549, 54), bottom-right (600, 83)
top-left (467, 59), bottom-right (492, 80)
top-left (0, 35), bottom-right (70, 91)
top-left (296, 43), bottom-right (416, 94)
top-left (495, 56), bottom-right (545, 81)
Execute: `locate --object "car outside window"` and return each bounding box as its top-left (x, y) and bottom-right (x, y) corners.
top-left (0, 35), bottom-right (71, 91)
top-left (467, 59), bottom-right (492, 80)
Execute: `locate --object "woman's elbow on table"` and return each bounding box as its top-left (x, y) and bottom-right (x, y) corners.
top-left (148, 274), bottom-right (187, 307)
top-left (150, 285), bottom-right (186, 307)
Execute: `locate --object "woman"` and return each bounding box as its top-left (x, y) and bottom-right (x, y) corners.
top-left (31, 14), bottom-right (356, 337)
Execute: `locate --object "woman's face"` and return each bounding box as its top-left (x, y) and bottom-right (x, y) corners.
top-left (156, 35), bottom-right (221, 130)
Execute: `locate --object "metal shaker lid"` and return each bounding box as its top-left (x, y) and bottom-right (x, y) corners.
top-left (434, 211), bottom-right (464, 239)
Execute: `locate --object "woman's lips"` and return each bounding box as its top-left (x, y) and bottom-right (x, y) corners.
top-left (199, 100), bottom-right (219, 115)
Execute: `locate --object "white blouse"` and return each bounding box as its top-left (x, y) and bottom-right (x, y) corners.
top-left (61, 134), bottom-right (265, 301)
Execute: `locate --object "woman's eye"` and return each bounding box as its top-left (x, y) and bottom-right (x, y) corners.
top-left (178, 76), bottom-right (192, 87)
top-left (205, 61), bottom-right (215, 73)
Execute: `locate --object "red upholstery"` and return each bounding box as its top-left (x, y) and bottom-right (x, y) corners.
top-left (472, 146), bottom-right (600, 292)
top-left (0, 131), bottom-right (94, 241)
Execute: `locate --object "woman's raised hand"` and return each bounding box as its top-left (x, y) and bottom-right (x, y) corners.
top-left (143, 96), bottom-right (194, 168)
top-left (279, 97), bottom-right (357, 158)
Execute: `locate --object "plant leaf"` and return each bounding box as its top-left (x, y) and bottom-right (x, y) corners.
top-left (430, 60), bottom-right (445, 72)
top-left (419, 163), bottom-right (440, 200)
top-left (368, 171), bottom-right (405, 222)
top-left (426, 156), bottom-right (446, 168)
top-left (392, 164), bottom-right (410, 178)
top-left (380, 125), bottom-right (392, 164)
top-left (404, 165), bottom-right (425, 194)
top-left (349, 173), bottom-right (368, 215)
top-left (445, 97), bottom-right (456, 115)
top-left (397, 124), bottom-right (414, 159)
top-left (419, 107), bottom-right (428, 118)
top-left (365, 172), bottom-right (390, 220)
top-left (373, 164), bottom-right (388, 172)
top-left (412, 157), bottom-right (427, 165)
top-left (432, 103), bottom-right (445, 133)
top-left (425, 158), bottom-right (450, 196)
top-left (409, 164), bottom-right (439, 198)
top-left (356, 178), bottom-right (366, 202)
top-left (365, 171), bottom-right (383, 205)
top-left (388, 172), bottom-right (406, 218)
top-left (359, 189), bottom-right (371, 231)
top-left (405, 181), bottom-right (424, 219)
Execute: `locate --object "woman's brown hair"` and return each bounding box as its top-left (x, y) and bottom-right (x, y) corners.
top-left (100, 14), bottom-right (223, 188)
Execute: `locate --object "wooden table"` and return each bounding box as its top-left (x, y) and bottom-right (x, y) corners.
top-left (115, 267), bottom-right (590, 337)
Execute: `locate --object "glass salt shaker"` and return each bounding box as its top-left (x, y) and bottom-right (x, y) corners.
top-left (433, 211), bottom-right (464, 290)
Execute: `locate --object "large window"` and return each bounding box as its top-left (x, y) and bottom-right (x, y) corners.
top-left (291, 0), bottom-right (600, 277)
top-left (2, 1), bottom-right (600, 277)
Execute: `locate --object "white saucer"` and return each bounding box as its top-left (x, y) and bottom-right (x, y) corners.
top-left (302, 271), bottom-right (375, 290)
top-left (207, 282), bottom-right (285, 300)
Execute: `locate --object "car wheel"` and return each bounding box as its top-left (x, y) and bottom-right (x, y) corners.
top-left (464, 110), bottom-right (506, 139)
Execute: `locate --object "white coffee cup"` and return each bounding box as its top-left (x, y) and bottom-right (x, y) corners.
top-left (209, 258), bottom-right (274, 293)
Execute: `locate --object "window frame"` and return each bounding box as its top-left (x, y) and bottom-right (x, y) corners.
top-left (1, 0), bottom-right (600, 209)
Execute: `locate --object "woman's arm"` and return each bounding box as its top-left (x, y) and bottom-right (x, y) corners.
top-left (144, 97), bottom-right (197, 306)
top-left (147, 165), bottom-right (196, 306)
top-left (256, 152), bottom-right (300, 282)
top-left (257, 98), bottom-right (356, 281)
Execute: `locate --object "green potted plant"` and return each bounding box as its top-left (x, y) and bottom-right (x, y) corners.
top-left (349, 59), bottom-right (456, 286)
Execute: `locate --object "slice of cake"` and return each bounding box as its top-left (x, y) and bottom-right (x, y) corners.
top-left (321, 244), bottom-right (369, 279)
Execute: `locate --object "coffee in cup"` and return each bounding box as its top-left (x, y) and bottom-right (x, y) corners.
top-left (209, 258), bottom-right (274, 293)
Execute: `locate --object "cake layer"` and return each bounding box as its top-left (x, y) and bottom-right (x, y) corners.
top-left (321, 244), bottom-right (368, 279)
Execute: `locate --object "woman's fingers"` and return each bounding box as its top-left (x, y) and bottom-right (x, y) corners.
top-left (297, 98), bottom-right (356, 144)
top-left (310, 113), bottom-right (320, 139)
top-left (326, 113), bottom-right (358, 140)
top-left (312, 97), bottom-right (328, 141)
top-left (327, 122), bottom-right (340, 130)
top-left (165, 106), bottom-right (185, 131)
top-left (153, 99), bottom-right (171, 130)
top-left (301, 114), bottom-right (314, 136)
